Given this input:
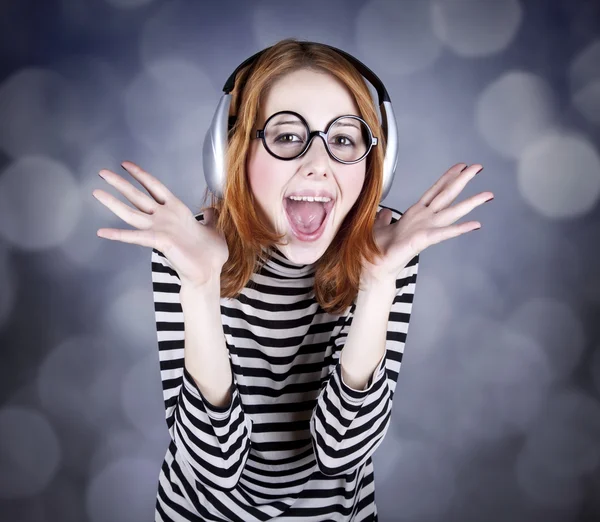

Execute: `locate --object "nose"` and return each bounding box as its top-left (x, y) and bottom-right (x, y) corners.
top-left (301, 133), bottom-right (331, 170)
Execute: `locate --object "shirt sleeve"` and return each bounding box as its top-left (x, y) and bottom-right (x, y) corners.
top-left (151, 231), bottom-right (252, 491)
top-left (310, 211), bottom-right (419, 477)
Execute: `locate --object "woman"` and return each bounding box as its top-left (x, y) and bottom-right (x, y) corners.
top-left (93, 39), bottom-right (492, 521)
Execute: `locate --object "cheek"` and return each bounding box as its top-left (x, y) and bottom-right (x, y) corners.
top-left (247, 148), bottom-right (284, 213)
top-left (342, 166), bottom-right (367, 203)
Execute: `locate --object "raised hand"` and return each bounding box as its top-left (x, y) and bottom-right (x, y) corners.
top-left (362, 163), bottom-right (494, 288)
top-left (92, 161), bottom-right (228, 290)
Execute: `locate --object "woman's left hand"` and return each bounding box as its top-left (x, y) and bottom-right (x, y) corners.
top-left (361, 163), bottom-right (494, 289)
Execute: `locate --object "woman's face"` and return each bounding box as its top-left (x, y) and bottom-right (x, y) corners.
top-left (246, 68), bottom-right (367, 265)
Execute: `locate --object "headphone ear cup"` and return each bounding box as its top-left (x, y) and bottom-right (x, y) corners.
top-left (203, 94), bottom-right (233, 200)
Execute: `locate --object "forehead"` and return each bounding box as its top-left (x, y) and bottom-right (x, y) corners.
top-left (260, 68), bottom-right (360, 127)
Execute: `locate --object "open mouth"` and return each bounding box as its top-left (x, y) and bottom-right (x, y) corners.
top-left (283, 198), bottom-right (335, 242)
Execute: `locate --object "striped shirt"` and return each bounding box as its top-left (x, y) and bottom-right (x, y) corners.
top-left (151, 205), bottom-right (419, 521)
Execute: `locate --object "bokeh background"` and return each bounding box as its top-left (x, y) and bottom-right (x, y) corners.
top-left (1, 0), bottom-right (600, 520)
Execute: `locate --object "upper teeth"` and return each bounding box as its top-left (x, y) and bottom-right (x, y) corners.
top-left (288, 195), bottom-right (332, 202)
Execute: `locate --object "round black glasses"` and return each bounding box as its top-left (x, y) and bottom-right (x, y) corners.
top-left (254, 111), bottom-right (378, 164)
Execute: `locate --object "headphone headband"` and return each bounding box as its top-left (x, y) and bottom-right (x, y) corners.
top-left (203, 41), bottom-right (398, 201)
top-left (222, 43), bottom-right (391, 104)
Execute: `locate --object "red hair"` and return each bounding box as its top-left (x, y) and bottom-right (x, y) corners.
top-left (196, 38), bottom-right (387, 315)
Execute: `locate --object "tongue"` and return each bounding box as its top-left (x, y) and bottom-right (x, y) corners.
top-left (286, 200), bottom-right (326, 234)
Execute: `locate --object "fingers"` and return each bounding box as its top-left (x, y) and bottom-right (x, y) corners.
top-left (96, 227), bottom-right (159, 248)
top-left (202, 207), bottom-right (216, 227)
top-left (98, 168), bottom-right (157, 214)
top-left (93, 188), bottom-right (153, 230)
top-left (419, 163), bottom-right (467, 207)
top-left (428, 164), bottom-right (483, 213)
top-left (374, 208), bottom-right (393, 229)
top-left (121, 161), bottom-right (174, 205)
top-left (427, 220), bottom-right (482, 248)
top-left (94, 161), bottom-right (184, 250)
top-left (433, 191), bottom-right (493, 228)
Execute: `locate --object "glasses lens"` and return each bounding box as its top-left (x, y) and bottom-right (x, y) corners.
top-left (263, 113), bottom-right (308, 159)
top-left (263, 114), bottom-right (373, 162)
top-left (327, 117), bottom-right (370, 162)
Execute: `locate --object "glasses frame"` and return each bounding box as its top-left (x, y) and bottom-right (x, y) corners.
top-left (254, 110), bottom-right (378, 164)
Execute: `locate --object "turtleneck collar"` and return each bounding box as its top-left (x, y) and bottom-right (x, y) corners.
top-left (258, 245), bottom-right (316, 278)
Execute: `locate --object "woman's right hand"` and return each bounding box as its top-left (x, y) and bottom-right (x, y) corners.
top-left (93, 161), bottom-right (229, 290)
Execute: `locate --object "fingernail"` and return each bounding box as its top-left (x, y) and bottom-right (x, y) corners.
top-left (485, 196), bottom-right (494, 203)
top-left (476, 167), bottom-right (484, 175)
top-left (460, 165), bottom-right (469, 172)
top-left (98, 172), bottom-right (105, 180)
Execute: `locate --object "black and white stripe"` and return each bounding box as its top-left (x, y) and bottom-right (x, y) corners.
top-left (151, 205), bottom-right (419, 521)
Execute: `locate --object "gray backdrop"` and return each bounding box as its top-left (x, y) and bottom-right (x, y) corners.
top-left (1, 0), bottom-right (600, 521)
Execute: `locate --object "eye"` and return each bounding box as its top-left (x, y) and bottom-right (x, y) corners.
top-left (275, 133), bottom-right (303, 143)
top-left (331, 135), bottom-right (355, 147)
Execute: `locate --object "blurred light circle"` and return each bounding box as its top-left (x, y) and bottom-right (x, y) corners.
top-left (456, 316), bottom-right (553, 433)
top-left (0, 68), bottom-right (79, 158)
top-left (518, 132), bottom-right (600, 219)
top-left (123, 57), bottom-right (215, 153)
top-left (252, 0), bottom-right (352, 50)
top-left (89, 430), bottom-right (141, 477)
top-left (394, 347), bottom-right (484, 454)
top-left (356, 0), bottom-right (442, 76)
top-left (37, 335), bottom-right (127, 430)
top-left (456, 465), bottom-right (540, 522)
top-left (138, 0), bottom-right (234, 74)
top-left (516, 452), bottom-right (584, 510)
top-left (52, 54), bottom-right (124, 153)
top-left (121, 354), bottom-right (164, 435)
top-left (0, 407), bottom-right (61, 499)
top-left (515, 388), bottom-right (600, 509)
top-left (431, 0), bottom-right (523, 57)
top-left (371, 427), bottom-right (403, 483)
top-left (572, 81), bottom-right (600, 125)
top-left (58, 0), bottom-right (120, 37)
top-left (102, 263), bottom-right (160, 358)
top-left (507, 297), bottom-right (585, 381)
top-left (438, 261), bottom-right (506, 317)
top-left (520, 389), bottom-right (600, 479)
top-left (40, 475), bottom-right (86, 522)
top-left (86, 457), bottom-right (158, 522)
top-left (0, 156), bottom-right (81, 250)
top-left (569, 39), bottom-right (600, 125)
top-left (387, 439), bottom-right (457, 519)
top-left (392, 115), bottom-right (456, 205)
top-left (475, 71), bottom-right (557, 159)
top-left (456, 316), bottom-right (551, 386)
top-left (89, 427), bottom-right (168, 478)
top-left (61, 147), bottom-right (125, 270)
top-left (402, 273), bottom-right (452, 362)
top-left (145, 56), bottom-right (213, 102)
top-left (396, 308), bottom-right (555, 456)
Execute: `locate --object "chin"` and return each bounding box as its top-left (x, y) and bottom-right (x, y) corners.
top-left (278, 240), bottom-right (329, 265)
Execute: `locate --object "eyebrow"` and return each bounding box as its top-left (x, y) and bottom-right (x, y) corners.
top-left (270, 118), bottom-right (361, 130)
top-left (271, 120), bottom-right (304, 127)
top-left (331, 120), bottom-right (360, 131)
